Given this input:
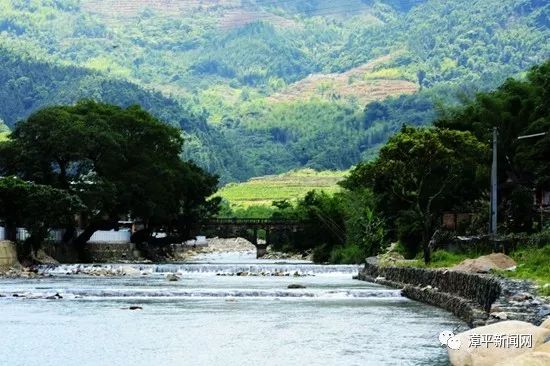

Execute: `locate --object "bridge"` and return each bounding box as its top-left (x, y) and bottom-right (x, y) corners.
top-left (201, 218), bottom-right (309, 258)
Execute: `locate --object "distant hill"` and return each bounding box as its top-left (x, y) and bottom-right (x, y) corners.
top-left (0, 48), bottom-right (250, 182)
top-left (0, 0), bottom-right (548, 181)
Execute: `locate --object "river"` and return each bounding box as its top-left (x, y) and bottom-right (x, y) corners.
top-left (0, 251), bottom-right (465, 365)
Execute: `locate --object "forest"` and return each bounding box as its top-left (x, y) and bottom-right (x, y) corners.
top-left (0, 0), bottom-right (548, 181)
top-left (253, 61), bottom-right (550, 264)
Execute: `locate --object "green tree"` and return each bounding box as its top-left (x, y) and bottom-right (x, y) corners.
top-left (0, 101), bottom-right (219, 257)
top-left (343, 126), bottom-right (488, 262)
top-left (436, 61), bottom-right (550, 231)
top-left (0, 177), bottom-right (83, 257)
top-left (340, 189), bottom-right (386, 261)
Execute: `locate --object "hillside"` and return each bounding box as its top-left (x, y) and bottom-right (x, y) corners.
top-left (267, 55), bottom-right (418, 104)
top-left (215, 169), bottom-right (346, 208)
top-left (0, 48), bottom-right (249, 182)
top-left (0, 0), bottom-right (548, 181)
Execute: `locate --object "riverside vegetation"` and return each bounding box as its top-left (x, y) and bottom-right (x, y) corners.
top-left (0, 1), bottom-right (548, 284)
top-left (221, 62), bottom-right (550, 290)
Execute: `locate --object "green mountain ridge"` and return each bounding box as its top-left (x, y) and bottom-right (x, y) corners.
top-left (0, 47), bottom-right (250, 182)
top-left (0, 0), bottom-right (548, 181)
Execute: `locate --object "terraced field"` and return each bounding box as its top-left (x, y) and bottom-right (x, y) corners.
top-left (267, 55), bottom-right (418, 104)
top-left (215, 169), bottom-right (347, 208)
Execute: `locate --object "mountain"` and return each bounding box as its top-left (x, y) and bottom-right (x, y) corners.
top-left (0, 0), bottom-right (548, 181)
top-left (0, 47), bottom-right (250, 182)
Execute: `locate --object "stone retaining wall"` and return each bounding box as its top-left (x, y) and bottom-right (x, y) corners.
top-left (357, 258), bottom-right (550, 328)
top-left (84, 242), bottom-right (141, 262)
top-left (357, 258), bottom-right (499, 327)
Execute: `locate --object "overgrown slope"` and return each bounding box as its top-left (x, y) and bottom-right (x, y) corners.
top-left (0, 48), bottom-right (250, 182)
top-left (0, 0), bottom-right (547, 180)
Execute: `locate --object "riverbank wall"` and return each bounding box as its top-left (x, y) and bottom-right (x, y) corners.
top-left (41, 242), bottom-right (141, 263)
top-left (42, 241), bottom-right (210, 263)
top-left (357, 257), bottom-right (550, 328)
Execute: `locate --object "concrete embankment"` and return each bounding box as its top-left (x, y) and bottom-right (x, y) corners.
top-left (356, 257), bottom-right (550, 328)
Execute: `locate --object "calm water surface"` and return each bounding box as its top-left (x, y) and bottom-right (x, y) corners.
top-left (0, 251), bottom-right (465, 366)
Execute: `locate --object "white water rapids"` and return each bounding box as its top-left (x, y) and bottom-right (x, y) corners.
top-left (0, 251), bottom-right (465, 365)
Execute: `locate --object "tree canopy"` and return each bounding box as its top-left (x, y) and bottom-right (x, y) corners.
top-left (435, 61), bottom-right (550, 231)
top-left (436, 61), bottom-right (550, 188)
top-left (0, 101), bottom-right (219, 256)
top-left (0, 177), bottom-right (83, 255)
top-left (342, 126), bottom-right (488, 259)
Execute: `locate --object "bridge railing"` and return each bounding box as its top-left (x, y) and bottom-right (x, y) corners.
top-left (204, 218), bottom-right (306, 226)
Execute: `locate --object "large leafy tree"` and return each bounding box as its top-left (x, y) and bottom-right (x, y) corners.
top-left (0, 100), bottom-right (219, 255)
top-left (343, 126), bottom-right (488, 261)
top-left (435, 61), bottom-right (550, 231)
top-left (0, 177), bottom-right (83, 256)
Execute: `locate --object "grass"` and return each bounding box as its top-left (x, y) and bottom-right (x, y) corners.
top-left (422, 250), bottom-right (482, 268)
top-left (390, 249), bottom-right (482, 269)
top-left (500, 246), bottom-right (550, 296)
top-left (393, 246), bottom-right (550, 296)
top-left (215, 168), bottom-right (346, 208)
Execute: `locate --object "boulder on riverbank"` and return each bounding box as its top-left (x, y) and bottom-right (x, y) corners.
top-left (497, 351), bottom-right (550, 366)
top-left (452, 253), bottom-right (516, 273)
top-left (448, 320), bottom-right (550, 366)
top-left (0, 241), bottom-right (20, 271)
top-left (535, 342), bottom-right (550, 353)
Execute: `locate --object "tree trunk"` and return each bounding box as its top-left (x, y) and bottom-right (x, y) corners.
top-left (71, 219), bottom-right (118, 262)
top-left (422, 216), bottom-right (433, 265)
top-left (5, 221), bottom-right (16, 242)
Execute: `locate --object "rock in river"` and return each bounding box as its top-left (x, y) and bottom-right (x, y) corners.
top-left (497, 351), bottom-right (550, 365)
top-left (288, 284), bottom-right (306, 289)
top-left (448, 320), bottom-right (550, 366)
top-left (165, 273), bottom-right (180, 282)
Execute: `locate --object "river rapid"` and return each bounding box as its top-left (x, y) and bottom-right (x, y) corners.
top-left (0, 251), bottom-right (465, 365)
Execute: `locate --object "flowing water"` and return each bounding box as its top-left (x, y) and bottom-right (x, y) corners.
top-left (0, 251), bottom-right (465, 365)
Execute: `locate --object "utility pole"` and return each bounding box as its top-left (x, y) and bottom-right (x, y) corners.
top-left (490, 127), bottom-right (498, 236)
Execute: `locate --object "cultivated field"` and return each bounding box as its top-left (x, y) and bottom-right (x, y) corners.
top-left (215, 169), bottom-right (347, 208)
top-left (267, 54), bottom-right (418, 105)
